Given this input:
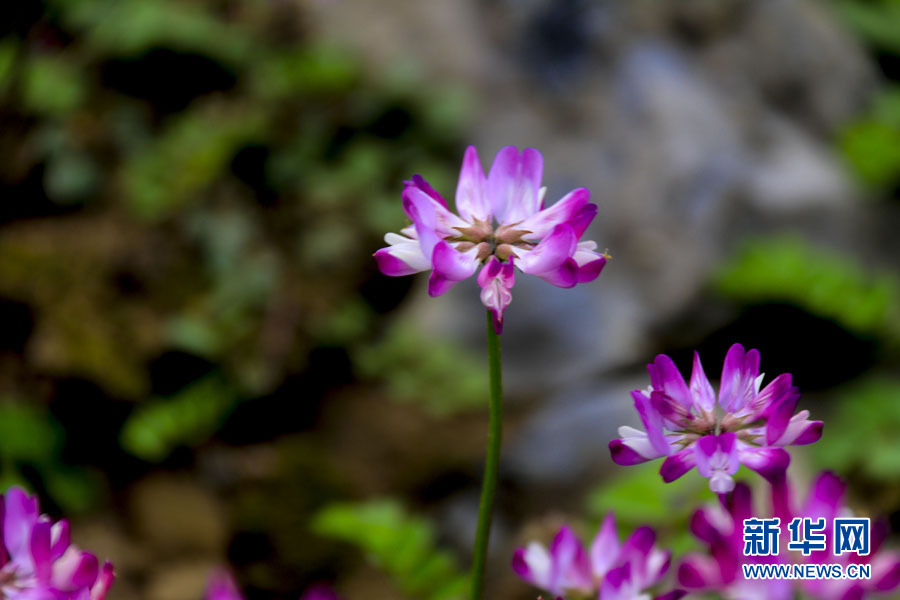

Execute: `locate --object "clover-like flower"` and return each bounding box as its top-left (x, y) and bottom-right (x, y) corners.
top-left (512, 514), bottom-right (684, 600)
top-left (205, 569), bottom-right (340, 600)
top-left (375, 146), bottom-right (607, 332)
top-left (609, 344), bottom-right (823, 493)
top-left (0, 486), bottom-right (114, 599)
top-left (679, 473), bottom-right (900, 600)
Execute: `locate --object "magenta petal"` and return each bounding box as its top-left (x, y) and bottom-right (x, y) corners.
top-left (431, 241), bottom-right (478, 282)
top-left (654, 591), bottom-right (688, 600)
top-left (374, 247), bottom-right (422, 277)
top-left (487, 146), bottom-right (543, 224)
top-left (739, 446), bottom-right (790, 483)
top-left (718, 343), bottom-right (760, 412)
top-left (455, 145), bottom-right (489, 222)
top-left (632, 390), bottom-right (670, 456)
top-left (538, 258), bottom-right (578, 288)
top-left (609, 439), bottom-right (652, 466)
top-left (590, 513), bottom-right (619, 577)
top-left (63, 552), bottom-right (100, 590)
top-left (648, 354), bottom-right (692, 410)
top-left (549, 526), bottom-right (592, 592)
top-left (517, 223), bottom-right (577, 275)
top-left (874, 557), bottom-right (900, 592)
top-left (92, 561), bottom-right (115, 600)
top-left (427, 241), bottom-right (478, 297)
top-left (50, 520), bottom-right (70, 561)
top-left (205, 569), bottom-right (245, 600)
top-left (660, 448), bottom-right (695, 483)
top-left (792, 420), bottom-right (823, 445)
top-left (427, 271), bottom-right (457, 297)
top-left (405, 174), bottom-right (447, 207)
top-left (765, 393), bottom-right (799, 445)
top-left (689, 508), bottom-right (723, 545)
top-left (689, 352), bottom-right (716, 412)
top-left (567, 203), bottom-right (597, 238)
top-left (31, 519), bottom-right (53, 582)
top-left (511, 547), bottom-right (531, 579)
top-left (517, 188), bottom-right (591, 239)
top-left (677, 558), bottom-right (715, 588)
top-left (576, 254), bottom-right (606, 283)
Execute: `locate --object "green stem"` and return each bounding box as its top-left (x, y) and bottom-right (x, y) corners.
top-left (470, 310), bottom-right (503, 600)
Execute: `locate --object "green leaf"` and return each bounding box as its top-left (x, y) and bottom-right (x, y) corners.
top-left (312, 500), bottom-right (467, 600)
top-left (714, 236), bottom-right (900, 342)
top-left (0, 402), bottom-right (62, 463)
top-left (21, 56), bottom-right (88, 116)
top-left (354, 323), bottom-right (487, 417)
top-left (120, 102), bottom-right (266, 220)
top-left (813, 377), bottom-right (900, 481)
top-left (120, 375), bottom-right (238, 461)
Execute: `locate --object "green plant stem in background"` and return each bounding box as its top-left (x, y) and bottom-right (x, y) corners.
top-left (470, 310), bottom-right (503, 600)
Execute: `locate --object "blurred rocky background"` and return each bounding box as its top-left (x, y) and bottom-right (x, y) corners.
top-left (2, 0), bottom-right (900, 598)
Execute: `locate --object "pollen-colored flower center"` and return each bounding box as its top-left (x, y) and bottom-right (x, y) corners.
top-left (450, 219), bottom-right (534, 262)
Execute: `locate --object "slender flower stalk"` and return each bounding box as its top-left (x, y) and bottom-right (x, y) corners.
top-left (470, 310), bottom-right (504, 600)
top-left (375, 146), bottom-right (606, 599)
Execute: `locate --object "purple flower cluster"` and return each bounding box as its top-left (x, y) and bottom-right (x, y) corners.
top-left (609, 344), bottom-right (823, 493)
top-left (512, 514), bottom-right (684, 600)
top-left (679, 472), bottom-right (900, 600)
top-left (0, 487), bottom-right (113, 599)
top-left (205, 569), bottom-right (340, 600)
top-left (375, 146), bottom-right (606, 332)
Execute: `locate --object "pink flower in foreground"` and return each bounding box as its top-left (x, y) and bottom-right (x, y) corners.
top-left (609, 344), bottom-right (823, 493)
top-left (205, 569), bottom-right (340, 600)
top-left (512, 514), bottom-right (684, 600)
top-left (0, 486), bottom-right (114, 599)
top-left (375, 146), bottom-right (607, 332)
top-left (679, 473), bottom-right (900, 599)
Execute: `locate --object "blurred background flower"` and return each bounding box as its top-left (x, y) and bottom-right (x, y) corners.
top-left (1, 0), bottom-right (900, 598)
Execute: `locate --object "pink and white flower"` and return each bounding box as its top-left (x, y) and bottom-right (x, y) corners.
top-left (512, 514), bottom-right (684, 600)
top-left (679, 473), bottom-right (900, 600)
top-left (609, 344), bottom-right (823, 493)
top-left (375, 146), bottom-right (607, 333)
top-left (0, 486), bottom-right (114, 599)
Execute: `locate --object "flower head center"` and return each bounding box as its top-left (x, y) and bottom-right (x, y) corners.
top-left (451, 220), bottom-right (534, 263)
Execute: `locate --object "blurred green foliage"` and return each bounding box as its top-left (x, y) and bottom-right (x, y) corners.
top-left (813, 376), bottom-right (900, 481)
top-left (832, 0), bottom-right (900, 190)
top-left (585, 462), bottom-right (709, 556)
top-left (839, 88), bottom-right (900, 188)
top-left (313, 499), bottom-right (468, 600)
top-left (355, 322), bottom-right (488, 417)
top-left (0, 0), bottom-right (469, 409)
top-left (0, 400), bottom-right (98, 514)
top-left (714, 236), bottom-right (900, 342)
top-left (120, 375), bottom-right (239, 462)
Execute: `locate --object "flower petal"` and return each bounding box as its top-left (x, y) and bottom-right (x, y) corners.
top-left (633, 391), bottom-right (671, 456)
top-left (718, 343), bottom-right (760, 412)
top-left (590, 513), bottom-right (619, 577)
top-left (660, 447), bottom-right (696, 483)
top-left (455, 145), bottom-right (489, 222)
top-left (427, 241), bottom-right (479, 297)
top-left (516, 188), bottom-right (591, 239)
top-left (648, 354), bottom-right (692, 411)
top-left (737, 444), bottom-right (790, 483)
top-left (488, 146), bottom-right (543, 224)
top-left (689, 352), bottom-right (716, 413)
top-left (515, 223), bottom-right (577, 275)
